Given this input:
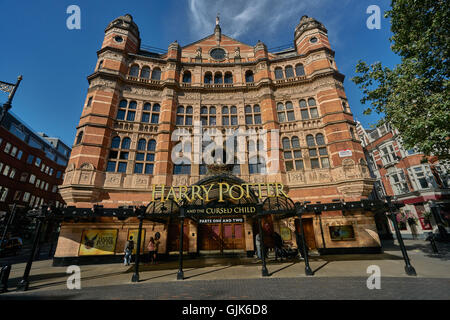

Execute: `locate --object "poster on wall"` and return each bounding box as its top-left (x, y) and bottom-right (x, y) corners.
top-left (329, 225), bottom-right (355, 241)
top-left (419, 218), bottom-right (432, 230)
top-left (127, 229), bottom-right (146, 254)
top-left (280, 227), bottom-right (292, 241)
top-left (79, 229), bottom-right (118, 256)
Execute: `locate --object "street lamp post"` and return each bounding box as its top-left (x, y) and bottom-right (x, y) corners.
top-left (131, 208), bottom-right (144, 283)
top-left (0, 75), bottom-right (23, 125)
top-left (429, 201), bottom-right (448, 241)
top-left (295, 202), bottom-right (314, 276)
top-left (257, 203), bottom-right (269, 277)
top-left (177, 207), bottom-right (185, 280)
top-left (0, 204), bottom-right (17, 249)
top-left (16, 206), bottom-right (47, 291)
top-left (385, 196), bottom-right (417, 276)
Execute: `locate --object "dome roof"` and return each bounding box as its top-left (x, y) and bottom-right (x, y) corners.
top-left (105, 13), bottom-right (140, 38)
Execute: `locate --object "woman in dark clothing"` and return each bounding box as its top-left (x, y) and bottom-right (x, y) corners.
top-left (273, 232), bottom-right (284, 261)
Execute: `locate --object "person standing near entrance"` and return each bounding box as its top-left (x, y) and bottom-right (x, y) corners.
top-left (124, 236), bottom-right (134, 266)
top-left (273, 232), bottom-right (284, 261)
top-left (153, 235), bottom-right (160, 264)
top-left (147, 237), bottom-right (156, 264)
top-left (255, 233), bottom-right (261, 259)
top-left (295, 230), bottom-right (308, 260)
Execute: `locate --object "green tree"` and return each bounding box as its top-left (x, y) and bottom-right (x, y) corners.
top-left (352, 0), bottom-right (449, 159)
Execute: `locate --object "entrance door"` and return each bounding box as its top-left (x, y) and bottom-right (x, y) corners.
top-left (198, 224), bottom-right (221, 252)
top-left (222, 223), bottom-right (245, 252)
top-left (302, 219), bottom-right (317, 250)
top-left (198, 223), bottom-right (245, 253)
top-left (167, 221), bottom-right (189, 253)
top-left (295, 218), bottom-right (317, 250)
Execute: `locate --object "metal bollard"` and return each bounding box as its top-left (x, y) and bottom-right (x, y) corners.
top-left (426, 232), bottom-right (439, 254)
top-left (0, 264), bottom-right (12, 293)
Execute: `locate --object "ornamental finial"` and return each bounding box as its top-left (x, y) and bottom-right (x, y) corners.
top-left (216, 13), bottom-right (220, 26)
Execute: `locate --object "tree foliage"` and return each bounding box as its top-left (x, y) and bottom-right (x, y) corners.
top-left (352, 0), bottom-right (449, 159)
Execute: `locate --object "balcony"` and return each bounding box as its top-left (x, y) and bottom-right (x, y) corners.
top-left (126, 75), bottom-right (161, 85)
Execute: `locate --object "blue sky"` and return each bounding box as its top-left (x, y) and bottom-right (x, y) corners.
top-left (0, 0), bottom-right (398, 146)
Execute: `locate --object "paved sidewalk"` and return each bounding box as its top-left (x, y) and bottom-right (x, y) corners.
top-left (1, 240), bottom-right (449, 299)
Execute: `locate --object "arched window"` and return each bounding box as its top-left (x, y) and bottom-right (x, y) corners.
top-left (140, 66), bottom-right (151, 79)
top-left (299, 98), bottom-right (319, 119)
top-left (173, 142), bottom-right (191, 175)
top-left (141, 103), bottom-right (160, 124)
top-left (137, 139), bottom-right (146, 151)
top-left (147, 139), bottom-right (156, 151)
top-left (248, 139), bottom-right (266, 174)
top-left (295, 64), bottom-right (305, 76)
top-left (182, 71), bottom-right (191, 83)
top-left (76, 131), bottom-right (83, 145)
top-left (129, 65), bottom-right (140, 77)
top-left (306, 135), bottom-right (315, 147)
top-left (214, 72), bottom-right (223, 84)
top-left (245, 70), bottom-right (254, 83)
top-left (277, 101), bottom-right (295, 122)
top-left (135, 139), bottom-right (156, 174)
top-left (119, 100), bottom-right (128, 108)
top-left (222, 106), bottom-right (238, 126)
top-left (292, 136), bottom-right (300, 148)
top-left (316, 133), bottom-right (325, 145)
top-left (308, 133), bottom-right (329, 169)
top-left (285, 66), bottom-right (294, 78)
top-left (151, 68), bottom-right (161, 80)
top-left (200, 106), bottom-right (216, 126)
top-left (245, 105), bottom-right (262, 125)
top-left (283, 136), bottom-right (303, 171)
top-left (275, 67), bottom-right (284, 79)
top-left (98, 60), bottom-right (103, 70)
top-left (224, 72), bottom-right (233, 84)
top-left (111, 136), bottom-right (121, 149)
top-left (107, 136), bottom-right (129, 173)
top-left (127, 101), bottom-right (136, 121)
top-left (128, 101), bottom-right (137, 109)
top-left (176, 105), bottom-right (193, 126)
top-left (176, 106), bottom-right (184, 125)
top-left (282, 137), bottom-right (291, 149)
top-left (121, 137), bottom-right (131, 150)
top-left (116, 100), bottom-right (136, 121)
top-left (204, 72), bottom-right (212, 84)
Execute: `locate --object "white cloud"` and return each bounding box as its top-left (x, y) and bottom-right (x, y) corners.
top-left (187, 0), bottom-right (316, 40)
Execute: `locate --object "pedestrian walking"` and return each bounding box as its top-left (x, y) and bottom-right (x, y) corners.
top-left (124, 236), bottom-right (134, 266)
top-left (147, 237), bottom-right (156, 264)
top-left (295, 230), bottom-right (308, 260)
top-left (153, 236), bottom-right (160, 264)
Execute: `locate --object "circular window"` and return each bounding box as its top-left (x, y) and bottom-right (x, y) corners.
top-left (114, 35), bottom-right (124, 43)
top-left (210, 48), bottom-right (226, 60)
top-left (310, 37), bottom-right (318, 43)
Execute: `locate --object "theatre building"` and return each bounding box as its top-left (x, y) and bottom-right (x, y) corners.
top-left (55, 14), bottom-right (379, 265)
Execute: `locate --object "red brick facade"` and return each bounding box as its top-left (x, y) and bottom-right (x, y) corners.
top-left (55, 14), bottom-right (381, 261)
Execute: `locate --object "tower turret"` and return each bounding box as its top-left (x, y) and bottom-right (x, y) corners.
top-left (102, 14), bottom-right (141, 54)
top-left (294, 15), bottom-right (330, 56)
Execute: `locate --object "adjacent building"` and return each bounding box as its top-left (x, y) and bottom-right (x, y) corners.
top-left (356, 121), bottom-right (450, 239)
top-left (0, 110), bottom-right (71, 215)
top-left (55, 14), bottom-right (380, 264)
